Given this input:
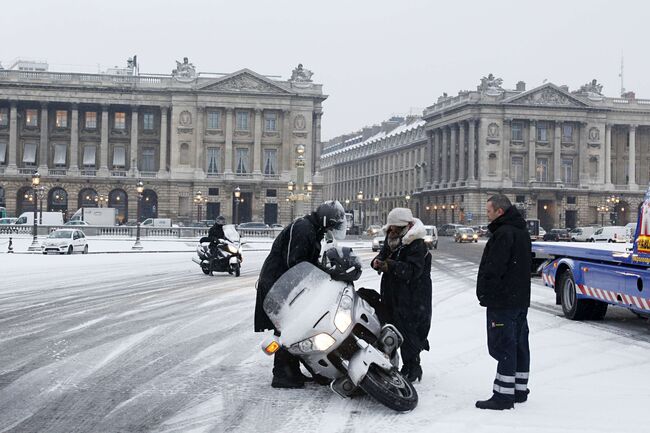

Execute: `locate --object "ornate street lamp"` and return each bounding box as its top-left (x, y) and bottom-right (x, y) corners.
top-left (433, 205), bottom-right (439, 226)
top-left (357, 190), bottom-right (364, 230)
top-left (194, 190), bottom-right (206, 223)
top-left (27, 172), bottom-right (41, 251)
top-left (405, 194), bottom-right (411, 208)
top-left (373, 196), bottom-right (380, 224)
top-left (234, 186), bottom-right (241, 225)
top-left (132, 180), bottom-right (144, 250)
top-left (450, 203), bottom-right (456, 223)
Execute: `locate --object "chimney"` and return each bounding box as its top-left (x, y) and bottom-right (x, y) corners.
top-left (516, 81), bottom-right (526, 92)
top-left (380, 116), bottom-right (403, 134)
top-left (560, 85), bottom-right (569, 92)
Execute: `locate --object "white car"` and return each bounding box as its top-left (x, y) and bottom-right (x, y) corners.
top-left (64, 220), bottom-right (90, 226)
top-left (41, 229), bottom-right (89, 255)
top-left (371, 235), bottom-right (385, 252)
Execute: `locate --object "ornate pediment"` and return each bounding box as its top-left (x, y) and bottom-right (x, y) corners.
top-left (200, 71), bottom-right (289, 94)
top-left (504, 84), bottom-right (588, 107)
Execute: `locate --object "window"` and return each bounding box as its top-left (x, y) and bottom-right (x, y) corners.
top-left (180, 143), bottom-right (190, 165)
top-left (511, 122), bottom-right (523, 141)
top-left (140, 147), bottom-right (155, 171)
top-left (207, 147), bottom-right (221, 174)
top-left (143, 113), bottom-right (154, 131)
top-left (23, 143), bottom-right (37, 165)
top-left (589, 156), bottom-right (599, 179)
top-left (85, 112), bottom-right (97, 129)
top-left (55, 110), bottom-right (68, 128)
top-left (266, 189), bottom-right (277, 197)
top-left (54, 144), bottom-right (67, 166)
top-left (113, 146), bottom-right (126, 167)
top-left (561, 158), bottom-right (573, 182)
top-left (236, 111), bottom-right (249, 131)
top-left (536, 157), bottom-right (548, 181)
top-left (263, 149), bottom-right (277, 175)
top-left (567, 196), bottom-right (577, 204)
top-left (0, 141), bottom-right (6, 164)
top-left (562, 124), bottom-right (573, 142)
top-left (537, 122), bottom-right (548, 142)
top-left (488, 153), bottom-right (497, 175)
top-left (511, 156), bottom-right (524, 182)
top-left (25, 109), bottom-right (38, 127)
top-left (207, 111), bottom-right (221, 129)
top-left (516, 195), bottom-right (526, 203)
top-left (208, 187), bottom-right (220, 196)
top-left (114, 112), bottom-right (126, 129)
top-left (82, 145), bottom-right (96, 167)
top-left (236, 148), bottom-right (250, 173)
top-left (265, 112), bottom-right (277, 132)
top-left (0, 108), bottom-right (8, 127)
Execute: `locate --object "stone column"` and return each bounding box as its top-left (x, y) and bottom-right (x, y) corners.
top-left (282, 109), bottom-right (292, 175)
top-left (468, 120), bottom-right (476, 183)
top-left (70, 104), bottom-right (79, 173)
top-left (99, 105), bottom-right (109, 175)
top-left (605, 123), bottom-right (612, 186)
top-left (449, 125), bottom-right (457, 184)
top-left (425, 130), bottom-right (433, 188)
top-left (628, 124), bottom-right (637, 189)
top-left (502, 118), bottom-right (511, 182)
top-left (313, 111), bottom-right (323, 174)
top-left (253, 108), bottom-right (262, 175)
top-left (554, 121), bottom-right (562, 183)
top-left (39, 103), bottom-right (48, 172)
top-left (195, 106), bottom-right (205, 176)
top-left (433, 129), bottom-right (440, 185)
top-left (130, 107), bottom-right (139, 175)
top-left (7, 102), bottom-right (17, 170)
top-left (158, 106), bottom-right (168, 176)
top-left (441, 127), bottom-right (448, 185)
top-left (224, 108), bottom-right (234, 174)
top-left (528, 120), bottom-right (536, 182)
top-left (578, 122), bottom-right (589, 184)
top-left (458, 121), bottom-right (466, 182)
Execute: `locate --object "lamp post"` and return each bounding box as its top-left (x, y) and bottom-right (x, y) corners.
top-left (194, 190), bottom-right (206, 223)
top-left (234, 186), bottom-right (241, 225)
top-left (433, 205), bottom-right (439, 226)
top-left (37, 185), bottom-right (45, 225)
top-left (132, 180), bottom-right (144, 250)
top-left (286, 145), bottom-right (311, 222)
top-left (373, 196), bottom-right (380, 224)
top-left (450, 204), bottom-right (456, 223)
top-left (27, 172), bottom-right (41, 251)
top-left (441, 204), bottom-right (447, 224)
top-left (98, 194), bottom-right (106, 208)
top-left (357, 190), bottom-right (364, 231)
top-left (405, 194), bottom-right (411, 209)
top-left (597, 205), bottom-right (609, 227)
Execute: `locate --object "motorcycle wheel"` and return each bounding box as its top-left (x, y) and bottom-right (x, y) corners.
top-left (359, 365), bottom-right (418, 412)
top-left (201, 264), bottom-right (210, 275)
top-left (233, 263), bottom-right (241, 277)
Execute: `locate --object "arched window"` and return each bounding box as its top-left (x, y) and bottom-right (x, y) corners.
top-left (109, 189), bottom-right (128, 223)
top-left (180, 143), bottom-right (190, 165)
top-left (488, 153), bottom-right (497, 175)
top-left (17, 186), bottom-right (36, 215)
top-left (141, 189), bottom-right (158, 219)
top-left (48, 187), bottom-right (68, 214)
top-left (79, 188), bottom-right (98, 208)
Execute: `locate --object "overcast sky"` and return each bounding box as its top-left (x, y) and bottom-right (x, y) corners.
top-left (1, 0), bottom-right (647, 140)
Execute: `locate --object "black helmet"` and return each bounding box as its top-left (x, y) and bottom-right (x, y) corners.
top-left (215, 215), bottom-right (226, 225)
top-left (316, 200), bottom-right (346, 233)
top-left (322, 247), bottom-right (362, 282)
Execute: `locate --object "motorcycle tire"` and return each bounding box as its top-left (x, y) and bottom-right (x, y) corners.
top-left (359, 365), bottom-right (418, 412)
top-left (201, 264), bottom-right (210, 275)
top-left (234, 264), bottom-right (241, 277)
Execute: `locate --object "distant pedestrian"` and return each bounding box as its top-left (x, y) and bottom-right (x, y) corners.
top-left (475, 194), bottom-right (531, 410)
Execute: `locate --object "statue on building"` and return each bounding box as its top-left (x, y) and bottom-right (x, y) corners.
top-left (578, 79), bottom-right (603, 96)
top-left (478, 73), bottom-right (504, 95)
top-left (172, 57), bottom-right (197, 81)
top-left (289, 63), bottom-right (313, 83)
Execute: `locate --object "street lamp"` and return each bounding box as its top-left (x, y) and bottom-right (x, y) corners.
top-left (373, 196), bottom-right (380, 224)
top-left (357, 190), bottom-right (364, 231)
top-left (405, 194), bottom-right (411, 209)
top-left (132, 180), bottom-right (144, 250)
top-left (194, 190), bottom-right (206, 222)
top-left (433, 205), bottom-right (439, 226)
top-left (597, 205), bottom-right (610, 227)
top-left (234, 186), bottom-right (241, 225)
top-left (27, 172), bottom-right (41, 251)
top-left (450, 204), bottom-right (456, 223)
top-left (37, 185), bottom-right (45, 224)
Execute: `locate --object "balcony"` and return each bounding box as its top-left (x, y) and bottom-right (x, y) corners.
top-left (111, 170), bottom-right (127, 177)
top-left (139, 171), bottom-right (157, 178)
top-left (80, 169), bottom-right (97, 177)
top-left (48, 169), bottom-right (67, 176)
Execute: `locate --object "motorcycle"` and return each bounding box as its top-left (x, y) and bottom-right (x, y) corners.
top-left (260, 248), bottom-right (418, 412)
top-left (192, 224), bottom-right (242, 277)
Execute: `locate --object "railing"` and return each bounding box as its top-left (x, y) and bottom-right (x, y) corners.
top-left (80, 169), bottom-right (97, 176)
top-left (18, 168), bottom-right (36, 174)
top-left (237, 227), bottom-right (281, 238)
top-left (48, 169), bottom-right (67, 176)
top-left (139, 171), bottom-right (157, 178)
top-left (111, 170), bottom-right (127, 177)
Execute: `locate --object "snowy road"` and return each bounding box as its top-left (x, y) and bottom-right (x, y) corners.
top-left (0, 244), bottom-right (649, 433)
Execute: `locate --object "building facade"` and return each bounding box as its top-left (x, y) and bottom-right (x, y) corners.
top-left (0, 59), bottom-right (326, 225)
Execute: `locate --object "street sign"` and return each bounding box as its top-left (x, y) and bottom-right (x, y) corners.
top-left (466, 212), bottom-right (473, 222)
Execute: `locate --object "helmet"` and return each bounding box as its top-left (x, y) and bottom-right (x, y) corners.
top-left (316, 200), bottom-right (346, 240)
top-left (215, 215), bottom-right (226, 225)
top-left (322, 246), bottom-right (362, 282)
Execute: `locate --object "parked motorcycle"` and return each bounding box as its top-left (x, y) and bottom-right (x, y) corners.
top-left (260, 247), bottom-right (418, 412)
top-left (192, 224), bottom-right (242, 277)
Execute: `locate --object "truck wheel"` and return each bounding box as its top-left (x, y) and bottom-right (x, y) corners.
top-left (559, 270), bottom-right (592, 320)
top-left (359, 365), bottom-right (418, 412)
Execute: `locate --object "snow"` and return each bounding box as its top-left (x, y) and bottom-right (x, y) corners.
top-left (0, 244), bottom-right (648, 432)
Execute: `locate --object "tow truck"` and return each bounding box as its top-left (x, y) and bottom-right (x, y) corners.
top-left (533, 184), bottom-right (650, 320)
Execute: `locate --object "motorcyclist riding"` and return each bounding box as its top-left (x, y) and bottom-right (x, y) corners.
top-left (208, 215), bottom-right (229, 257)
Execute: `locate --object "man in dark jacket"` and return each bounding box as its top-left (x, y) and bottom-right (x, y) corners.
top-left (207, 215), bottom-right (229, 257)
top-left (371, 207), bottom-right (432, 383)
top-left (254, 200), bottom-right (346, 389)
top-left (475, 194), bottom-right (531, 410)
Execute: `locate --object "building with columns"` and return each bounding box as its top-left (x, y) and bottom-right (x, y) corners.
top-left (0, 59), bottom-right (326, 225)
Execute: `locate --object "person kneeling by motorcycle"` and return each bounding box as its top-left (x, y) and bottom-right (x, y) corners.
top-left (254, 200), bottom-right (347, 389)
top-left (371, 207), bottom-right (432, 383)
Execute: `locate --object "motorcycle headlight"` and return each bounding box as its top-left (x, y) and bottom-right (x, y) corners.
top-left (334, 293), bottom-right (353, 333)
top-left (297, 333), bottom-right (335, 353)
top-left (227, 244), bottom-right (238, 254)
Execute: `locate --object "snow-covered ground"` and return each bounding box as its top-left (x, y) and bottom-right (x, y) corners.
top-left (0, 246), bottom-right (648, 433)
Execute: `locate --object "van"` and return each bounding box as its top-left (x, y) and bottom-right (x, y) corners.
top-left (141, 218), bottom-right (172, 228)
top-left (569, 226), bottom-right (596, 242)
top-left (15, 211), bottom-right (64, 226)
top-left (439, 223), bottom-right (464, 236)
top-left (587, 226), bottom-right (628, 243)
top-left (423, 225), bottom-right (438, 249)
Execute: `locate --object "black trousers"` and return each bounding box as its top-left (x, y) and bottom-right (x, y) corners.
top-left (486, 308), bottom-right (530, 402)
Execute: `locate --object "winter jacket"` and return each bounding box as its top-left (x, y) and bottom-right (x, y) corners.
top-left (208, 224), bottom-right (226, 242)
top-left (373, 218), bottom-right (432, 353)
top-left (476, 206), bottom-right (531, 309)
top-left (254, 213), bottom-right (326, 332)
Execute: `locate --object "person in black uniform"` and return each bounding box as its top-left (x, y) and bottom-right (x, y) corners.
top-left (371, 207), bottom-right (432, 383)
top-left (207, 215), bottom-right (228, 257)
top-left (254, 200), bottom-right (346, 389)
top-left (475, 194), bottom-right (531, 410)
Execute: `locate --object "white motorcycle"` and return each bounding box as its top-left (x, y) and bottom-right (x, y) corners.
top-left (261, 247), bottom-right (418, 412)
top-left (191, 224), bottom-right (242, 277)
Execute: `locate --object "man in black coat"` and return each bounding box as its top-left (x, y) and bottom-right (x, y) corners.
top-left (254, 200), bottom-right (346, 389)
top-left (207, 215), bottom-right (229, 257)
top-left (475, 194), bottom-right (531, 410)
top-left (371, 207), bottom-right (432, 383)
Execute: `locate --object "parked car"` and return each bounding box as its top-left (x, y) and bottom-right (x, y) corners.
top-left (237, 222), bottom-right (270, 229)
top-left (41, 229), bottom-right (88, 255)
top-left (539, 226), bottom-right (547, 238)
top-left (454, 227), bottom-right (478, 243)
top-left (270, 223), bottom-right (284, 229)
top-left (569, 226), bottom-right (596, 242)
top-left (0, 217), bottom-right (17, 225)
top-left (423, 225), bottom-right (438, 249)
top-left (64, 220), bottom-right (89, 226)
top-left (366, 225), bottom-right (383, 237)
top-left (371, 235), bottom-right (385, 252)
top-left (543, 228), bottom-right (571, 242)
top-left (587, 226), bottom-right (628, 243)
top-left (472, 225), bottom-right (489, 237)
top-left (439, 223), bottom-right (464, 236)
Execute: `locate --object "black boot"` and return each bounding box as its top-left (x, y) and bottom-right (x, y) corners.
top-left (515, 388), bottom-right (530, 403)
top-left (271, 349), bottom-right (304, 389)
top-left (400, 355), bottom-right (422, 383)
top-left (475, 395), bottom-right (514, 410)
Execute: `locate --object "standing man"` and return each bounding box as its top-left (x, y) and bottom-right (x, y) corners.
top-left (475, 194), bottom-right (531, 410)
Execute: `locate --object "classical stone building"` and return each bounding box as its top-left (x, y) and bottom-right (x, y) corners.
top-left (0, 59), bottom-right (326, 225)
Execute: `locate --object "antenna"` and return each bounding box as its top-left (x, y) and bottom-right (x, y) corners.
top-left (619, 53), bottom-right (625, 96)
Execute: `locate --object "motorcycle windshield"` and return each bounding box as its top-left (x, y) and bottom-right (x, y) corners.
top-left (264, 261), bottom-right (343, 335)
top-left (224, 224), bottom-right (240, 243)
